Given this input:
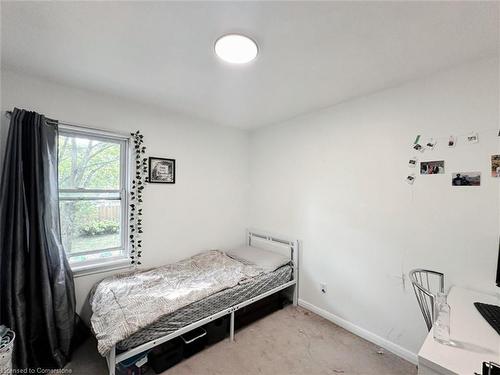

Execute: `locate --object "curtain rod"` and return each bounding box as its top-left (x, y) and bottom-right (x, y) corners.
top-left (4, 110), bottom-right (132, 138)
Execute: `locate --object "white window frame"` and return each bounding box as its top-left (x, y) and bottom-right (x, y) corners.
top-left (58, 124), bottom-right (131, 275)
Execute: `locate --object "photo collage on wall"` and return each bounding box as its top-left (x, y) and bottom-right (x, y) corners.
top-left (406, 130), bottom-right (500, 187)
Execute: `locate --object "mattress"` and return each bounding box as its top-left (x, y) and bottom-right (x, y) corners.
top-left (116, 264), bottom-right (293, 351)
top-left (92, 250), bottom-right (265, 355)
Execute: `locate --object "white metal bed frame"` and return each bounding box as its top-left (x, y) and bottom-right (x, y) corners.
top-left (105, 230), bottom-right (299, 375)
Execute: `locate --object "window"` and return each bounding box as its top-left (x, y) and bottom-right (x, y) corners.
top-left (58, 126), bottom-right (130, 272)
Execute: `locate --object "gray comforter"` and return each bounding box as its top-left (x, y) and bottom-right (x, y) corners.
top-left (89, 250), bottom-right (262, 355)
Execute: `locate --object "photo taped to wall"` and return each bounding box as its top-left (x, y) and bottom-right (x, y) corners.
top-left (452, 172), bottom-right (481, 186)
top-left (420, 160), bottom-right (445, 175)
top-left (409, 157), bottom-right (417, 168)
top-left (448, 136), bottom-right (456, 147)
top-left (466, 132), bottom-right (479, 144)
top-left (492, 155), bottom-right (500, 177)
top-left (406, 174), bottom-right (416, 185)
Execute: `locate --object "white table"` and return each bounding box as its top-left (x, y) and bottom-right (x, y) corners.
top-left (418, 286), bottom-right (500, 375)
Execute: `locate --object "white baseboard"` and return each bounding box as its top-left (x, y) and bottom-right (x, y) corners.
top-left (298, 299), bottom-right (418, 365)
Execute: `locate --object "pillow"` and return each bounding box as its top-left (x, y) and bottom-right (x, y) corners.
top-left (226, 246), bottom-right (290, 273)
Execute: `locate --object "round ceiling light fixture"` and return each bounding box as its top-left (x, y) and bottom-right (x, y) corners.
top-left (214, 34), bottom-right (258, 64)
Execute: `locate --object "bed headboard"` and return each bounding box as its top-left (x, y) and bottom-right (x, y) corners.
top-left (247, 229), bottom-right (299, 285)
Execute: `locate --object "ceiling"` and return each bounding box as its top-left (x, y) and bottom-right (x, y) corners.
top-left (1, 1), bottom-right (498, 129)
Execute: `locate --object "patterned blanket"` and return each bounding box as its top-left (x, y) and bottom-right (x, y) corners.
top-left (89, 250), bottom-right (262, 355)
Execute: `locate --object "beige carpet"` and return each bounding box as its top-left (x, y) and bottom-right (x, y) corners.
top-left (67, 306), bottom-right (417, 375)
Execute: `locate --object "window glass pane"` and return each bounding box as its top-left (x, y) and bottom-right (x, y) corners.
top-left (68, 249), bottom-right (126, 265)
top-left (59, 199), bottom-right (122, 255)
top-left (59, 191), bottom-right (121, 200)
top-left (58, 134), bottom-right (121, 190)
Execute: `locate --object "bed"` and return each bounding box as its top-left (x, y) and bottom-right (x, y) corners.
top-left (90, 230), bottom-right (299, 375)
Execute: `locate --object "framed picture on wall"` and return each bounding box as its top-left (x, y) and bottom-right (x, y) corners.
top-left (148, 157), bottom-right (175, 183)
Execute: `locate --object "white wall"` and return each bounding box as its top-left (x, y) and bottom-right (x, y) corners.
top-left (0, 70), bottom-right (250, 315)
top-left (248, 58), bottom-right (499, 361)
top-left (1, 58), bottom-right (498, 364)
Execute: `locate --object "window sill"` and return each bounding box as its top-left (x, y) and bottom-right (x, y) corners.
top-left (71, 258), bottom-right (132, 278)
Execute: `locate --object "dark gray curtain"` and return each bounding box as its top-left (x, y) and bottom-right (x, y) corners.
top-left (0, 108), bottom-right (76, 369)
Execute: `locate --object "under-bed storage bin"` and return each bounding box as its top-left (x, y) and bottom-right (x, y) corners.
top-left (181, 327), bottom-right (207, 358)
top-left (148, 337), bottom-right (184, 374)
top-left (204, 316), bottom-right (229, 345)
top-left (235, 292), bottom-right (287, 330)
top-left (117, 350), bottom-right (149, 375)
top-left (116, 363), bottom-right (146, 375)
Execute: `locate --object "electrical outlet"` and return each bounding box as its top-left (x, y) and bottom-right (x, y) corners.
top-left (320, 283), bottom-right (327, 293)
